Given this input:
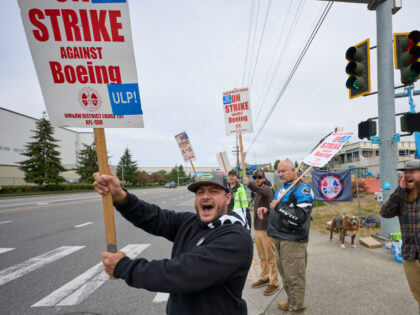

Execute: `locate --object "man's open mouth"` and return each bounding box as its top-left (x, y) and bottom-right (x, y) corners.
top-left (201, 204), bottom-right (214, 212)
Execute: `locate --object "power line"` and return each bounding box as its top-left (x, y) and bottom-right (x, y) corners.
top-left (254, 0), bottom-right (305, 124)
top-left (248, 0), bottom-right (272, 89)
top-left (242, 0), bottom-right (255, 87)
top-left (246, 0), bottom-right (261, 85)
top-left (247, 1), bottom-right (333, 153)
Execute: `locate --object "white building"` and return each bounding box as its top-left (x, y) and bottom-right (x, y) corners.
top-left (0, 107), bottom-right (93, 185)
top-left (324, 140), bottom-right (417, 176)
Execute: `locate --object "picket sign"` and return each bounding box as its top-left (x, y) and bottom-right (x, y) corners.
top-left (17, 0), bottom-right (144, 275)
top-left (217, 152), bottom-right (229, 174)
top-left (190, 161), bottom-right (198, 180)
top-left (272, 132), bottom-right (354, 205)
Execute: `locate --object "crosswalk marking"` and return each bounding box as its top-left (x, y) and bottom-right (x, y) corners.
top-left (153, 292), bottom-right (169, 303)
top-left (0, 246), bottom-right (85, 286)
top-left (74, 222), bottom-right (93, 228)
top-left (32, 244), bottom-right (150, 307)
top-left (0, 220), bottom-right (12, 224)
top-left (0, 248), bottom-right (14, 254)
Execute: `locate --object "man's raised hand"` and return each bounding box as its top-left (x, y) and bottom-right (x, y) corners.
top-left (93, 172), bottom-right (127, 203)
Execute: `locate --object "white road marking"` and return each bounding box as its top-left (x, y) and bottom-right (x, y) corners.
top-left (74, 222), bottom-right (93, 228)
top-left (32, 244), bottom-right (150, 307)
top-left (161, 201), bottom-right (166, 204)
top-left (0, 196), bottom-right (100, 208)
top-left (0, 246), bottom-right (85, 286)
top-left (36, 202), bottom-right (49, 205)
top-left (0, 220), bottom-right (12, 224)
top-left (0, 248), bottom-right (14, 254)
top-left (153, 292), bottom-right (169, 303)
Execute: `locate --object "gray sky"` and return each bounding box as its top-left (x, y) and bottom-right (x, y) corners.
top-left (1, 0), bottom-right (419, 168)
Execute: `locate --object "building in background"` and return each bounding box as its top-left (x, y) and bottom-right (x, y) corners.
top-left (324, 140), bottom-right (417, 177)
top-left (0, 107), bottom-right (93, 185)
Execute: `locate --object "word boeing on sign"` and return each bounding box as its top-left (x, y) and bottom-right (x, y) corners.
top-left (223, 88), bottom-right (253, 135)
top-left (18, 0), bottom-right (143, 128)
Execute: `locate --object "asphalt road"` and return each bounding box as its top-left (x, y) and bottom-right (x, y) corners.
top-left (0, 187), bottom-right (195, 315)
top-left (1, 189), bottom-right (418, 314)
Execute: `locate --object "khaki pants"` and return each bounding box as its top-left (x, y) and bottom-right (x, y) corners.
top-left (255, 230), bottom-right (279, 286)
top-left (273, 238), bottom-right (307, 314)
top-left (403, 259), bottom-right (420, 313)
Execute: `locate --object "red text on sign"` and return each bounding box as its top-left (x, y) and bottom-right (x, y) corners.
top-left (225, 101), bottom-right (249, 113)
top-left (29, 9), bottom-right (124, 42)
top-left (50, 61), bottom-right (121, 84)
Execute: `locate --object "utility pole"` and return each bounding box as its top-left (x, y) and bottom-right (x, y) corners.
top-left (375, 0), bottom-right (399, 236)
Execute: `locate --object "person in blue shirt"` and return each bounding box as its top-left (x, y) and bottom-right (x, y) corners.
top-left (267, 160), bottom-right (314, 314)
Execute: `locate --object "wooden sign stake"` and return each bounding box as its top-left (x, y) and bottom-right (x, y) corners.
top-left (94, 128), bottom-right (117, 279)
top-left (190, 160), bottom-right (198, 180)
top-left (275, 165), bottom-right (313, 202)
top-left (238, 133), bottom-right (246, 177)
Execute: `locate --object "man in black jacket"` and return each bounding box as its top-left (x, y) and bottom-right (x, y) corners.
top-left (93, 172), bottom-right (253, 315)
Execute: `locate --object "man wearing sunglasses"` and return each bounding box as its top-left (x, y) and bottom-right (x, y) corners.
top-left (243, 170), bottom-right (279, 296)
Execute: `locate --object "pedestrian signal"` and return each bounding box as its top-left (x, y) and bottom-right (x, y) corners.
top-left (346, 39), bottom-right (371, 99)
top-left (400, 112), bottom-right (420, 133)
top-left (358, 120), bottom-right (376, 140)
top-left (394, 31), bottom-right (420, 85)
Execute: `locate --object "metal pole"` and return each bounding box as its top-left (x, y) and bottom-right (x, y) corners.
top-left (376, 0), bottom-right (399, 236)
top-left (355, 175), bottom-right (363, 219)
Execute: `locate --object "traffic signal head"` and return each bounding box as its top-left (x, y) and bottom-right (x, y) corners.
top-left (345, 38), bottom-right (371, 99)
top-left (358, 120), bottom-right (376, 140)
top-left (400, 112), bottom-right (420, 133)
top-left (394, 30), bottom-right (420, 85)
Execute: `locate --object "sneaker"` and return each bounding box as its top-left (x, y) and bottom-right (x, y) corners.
top-left (264, 285), bottom-right (279, 296)
top-left (251, 279), bottom-right (269, 288)
top-left (277, 301), bottom-right (289, 311)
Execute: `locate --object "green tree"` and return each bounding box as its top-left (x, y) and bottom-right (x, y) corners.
top-left (19, 112), bottom-right (65, 185)
top-left (273, 159), bottom-right (281, 171)
top-left (76, 142), bottom-right (98, 183)
top-left (116, 147), bottom-right (139, 186)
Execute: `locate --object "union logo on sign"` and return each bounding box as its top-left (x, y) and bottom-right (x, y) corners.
top-left (318, 174), bottom-right (343, 200)
top-left (78, 87), bottom-right (102, 112)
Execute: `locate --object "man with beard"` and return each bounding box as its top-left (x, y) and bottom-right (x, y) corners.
top-left (93, 172), bottom-right (253, 315)
top-left (381, 160), bottom-right (420, 312)
top-left (268, 160), bottom-right (314, 314)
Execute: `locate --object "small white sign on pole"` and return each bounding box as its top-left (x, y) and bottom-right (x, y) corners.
top-left (223, 88), bottom-right (253, 135)
top-left (216, 151), bottom-right (231, 173)
top-left (18, 0), bottom-right (143, 128)
top-left (303, 132), bottom-right (354, 167)
top-left (175, 131), bottom-right (196, 162)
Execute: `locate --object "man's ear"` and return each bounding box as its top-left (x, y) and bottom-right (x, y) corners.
top-left (226, 192), bottom-right (232, 203)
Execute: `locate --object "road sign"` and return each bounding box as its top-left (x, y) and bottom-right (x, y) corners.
top-left (371, 136), bottom-right (380, 144)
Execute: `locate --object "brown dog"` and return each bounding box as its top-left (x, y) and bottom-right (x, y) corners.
top-left (330, 214), bottom-right (360, 248)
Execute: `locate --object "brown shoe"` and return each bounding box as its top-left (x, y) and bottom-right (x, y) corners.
top-left (264, 285), bottom-right (279, 296)
top-left (251, 279), bottom-right (269, 288)
top-left (277, 301), bottom-right (289, 311)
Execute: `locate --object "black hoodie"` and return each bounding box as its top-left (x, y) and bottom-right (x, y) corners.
top-left (113, 192), bottom-right (253, 315)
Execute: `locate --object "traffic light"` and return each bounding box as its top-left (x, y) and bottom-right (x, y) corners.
top-left (394, 30), bottom-right (420, 85)
top-left (400, 112), bottom-right (420, 132)
top-left (345, 38), bottom-right (371, 99)
top-left (358, 120), bottom-right (376, 140)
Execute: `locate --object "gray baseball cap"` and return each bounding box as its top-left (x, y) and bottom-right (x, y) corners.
top-left (188, 172), bottom-right (229, 193)
top-left (397, 159), bottom-right (420, 171)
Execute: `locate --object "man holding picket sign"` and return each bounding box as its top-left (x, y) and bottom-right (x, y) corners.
top-left (262, 132), bottom-right (353, 314)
